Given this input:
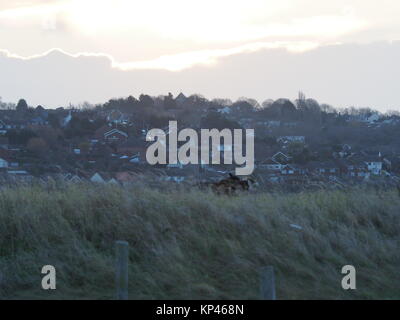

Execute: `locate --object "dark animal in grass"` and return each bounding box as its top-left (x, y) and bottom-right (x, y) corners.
top-left (200, 173), bottom-right (257, 195)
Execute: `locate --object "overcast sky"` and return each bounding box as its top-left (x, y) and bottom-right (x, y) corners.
top-left (0, 0), bottom-right (399, 110)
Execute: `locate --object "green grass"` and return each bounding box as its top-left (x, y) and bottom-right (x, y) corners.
top-left (0, 182), bottom-right (399, 300)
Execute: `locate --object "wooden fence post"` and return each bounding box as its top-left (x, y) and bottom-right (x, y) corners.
top-left (115, 240), bottom-right (129, 300)
top-left (260, 266), bottom-right (276, 300)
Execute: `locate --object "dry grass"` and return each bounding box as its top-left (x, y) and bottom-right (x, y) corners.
top-left (0, 182), bottom-right (399, 300)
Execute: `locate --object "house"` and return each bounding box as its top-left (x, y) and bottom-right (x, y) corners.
top-left (7, 170), bottom-right (31, 181)
top-left (259, 159), bottom-right (283, 171)
top-left (1, 119), bottom-right (26, 130)
top-left (280, 164), bottom-right (296, 175)
top-left (108, 177), bottom-right (119, 184)
top-left (349, 164), bottom-right (370, 178)
top-left (95, 126), bottom-right (129, 143)
top-left (342, 153), bottom-right (383, 176)
top-left (107, 110), bottom-right (130, 124)
top-left (68, 175), bottom-right (85, 183)
top-left (167, 162), bottom-right (185, 169)
top-left (62, 173), bottom-right (84, 183)
top-left (313, 161), bottom-right (340, 176)
top-left (283, 122), bottom-right (299, 128)
top-left (271, 152), bottom-right (291, 164)
top-left (217, 107), bottom-right (231, 115)
top-left (29, 116), bottom-right (48, 126)
top-left (334, 144), bottom-right (352, 158)
top-left (116, 138), bottom-right (148, 164)
top-left (90, 172), bottom-right (119, 184)
top-left (263, 120), bottom-right (281, 128)
top-left (364, 157), bottom-right (383, 175)
top-left (162, 176), bottom-right (185, 183)
top-left (383, 155), bottom-right (400, 172)
top-left (129, 154), bottom-right (141, 163)
top-left (349, 112), bottom-right (381, 124)
top-left (363, 113), bottom-right (380, 124)
top-left (277, 136), bottom-right (305, 144)
top-left (90, 172), bottom-right (107, 183)
top-left (338, 160), bottom-right (370, 178)
top-left (175, 93), bottom-right (187, 106)
top-left (104, 128), bottom-right (128, 143)
top-left (265, 173), bottom-right (281, 183)
top-left (0, 157), bottom-right (9, 168)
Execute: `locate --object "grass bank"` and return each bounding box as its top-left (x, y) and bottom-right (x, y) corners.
top-left (0, 183), bottom-right (399, 299)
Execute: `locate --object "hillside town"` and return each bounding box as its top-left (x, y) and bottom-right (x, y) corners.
top-left (0, 93), bottom-right (399, 188)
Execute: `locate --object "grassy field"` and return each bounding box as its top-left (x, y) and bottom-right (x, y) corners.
top-left (0, 182), bottom-right (399, 300)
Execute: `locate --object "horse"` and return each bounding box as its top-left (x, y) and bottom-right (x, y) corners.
top-left (206, 173), bottom-right (257, 195)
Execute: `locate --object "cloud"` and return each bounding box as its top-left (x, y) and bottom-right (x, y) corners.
top-left (1, 0), bottom-right (398, 62)
top-left (0, 40), bottom-right (319, 72)
top-left (0, 1), bottom-right (55, 11)
top-left (116, 41), bottom-right (320, 71)
top-left (1, 41), bottom-right (399, 111)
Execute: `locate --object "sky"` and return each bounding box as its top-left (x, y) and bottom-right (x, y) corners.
top-left (0, 0), bottom-right (399, 110)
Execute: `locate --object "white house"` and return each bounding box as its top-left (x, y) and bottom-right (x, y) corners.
top-left (90, 173), bottom-right (106, 183)
top-left (0, 157), bottom-right (9, 168)
top-left (365, 160), bottom-right (382, 175)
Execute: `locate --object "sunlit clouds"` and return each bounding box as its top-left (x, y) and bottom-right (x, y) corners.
top-left (117, 41), bottom-right (320, 71)
top-left (1, 0), bottom-right (397, 70)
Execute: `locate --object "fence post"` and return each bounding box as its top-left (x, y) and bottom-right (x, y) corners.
top-left (260, 266), bottom-right (276, 300)
top-left (115, 240), bottom-right (129, 300)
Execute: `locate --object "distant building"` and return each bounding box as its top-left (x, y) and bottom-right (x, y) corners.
top-left (175, 93), bottom-right (187, 106)
top-left (107, 110), bottom-right (130, 124)
top-left (271, 152), bottom-right (291, 164)
top-left (364, 158), bottom-right (383, 175)
top-left (0, 157), bottom-right (8, 168)
top-left (104, 128), bottom-right (128, 143)
top-left (259, 159), bottom-right (283, 171)
top-left (62, 111), bottom-right (72, 127)
top-left (277, 136), bottom-right (305, 144)
top-left (95, 126), bottom-right (129, 143)
top-left (217, 107), bottom-right (231, 115)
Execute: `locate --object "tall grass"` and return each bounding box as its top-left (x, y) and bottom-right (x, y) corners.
top-left (0, 182), bottom-right (399, 299)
